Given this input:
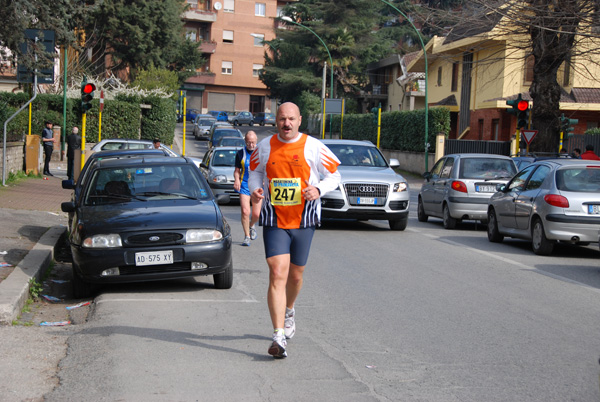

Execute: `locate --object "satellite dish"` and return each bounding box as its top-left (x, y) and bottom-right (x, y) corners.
top-left (214, 2), bottom-right (222, 10)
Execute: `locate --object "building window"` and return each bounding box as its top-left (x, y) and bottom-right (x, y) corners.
top-left (451, 62), bottom-right (459, 92)
top-left (253, 64), bottom-right (263, 77)
top-left (478, 119), bottom-right (484, 140)
top-left (437, 66), bottom-right (442, 86)
top-left (224, 0), bottom-right (234, 12)
top-left (255, 3), bottom-right (266, 16)
top-left (222, 61), bottom-right (233, 75)
top-left (252, 33), bottom-right (264, 46)
top-left (223, 30), bottom-right (233, 44)
top-left (185, 28), bottom-right (197, 42)
top-left (524, 55), bottom-right (534, 83)
top-left (492, 119), bottom-right (499, 141)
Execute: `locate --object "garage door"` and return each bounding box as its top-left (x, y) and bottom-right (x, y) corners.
top-left (208, 92), bottom-right (235, 112)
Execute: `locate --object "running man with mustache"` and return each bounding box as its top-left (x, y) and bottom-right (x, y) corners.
top-left (249, 102), bottom-right (341, 358)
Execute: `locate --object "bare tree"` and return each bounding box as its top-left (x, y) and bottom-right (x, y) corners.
top-left (419, 0), bottom-right (600, 152)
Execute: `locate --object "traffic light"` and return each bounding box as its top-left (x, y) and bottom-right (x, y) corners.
top-left (506, 94), bottom-right (530, 129)
top-left (560, 113), bottom-right (578, 137)
top-left (371, 107), bottom-right (378, 125)
top-left (81, 79), bottom-right (96, 112)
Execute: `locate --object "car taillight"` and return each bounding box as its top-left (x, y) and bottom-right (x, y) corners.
top-left (544, 194), bottom-right (569, 208)
top-left (451, 180), bottom-right (468, 193)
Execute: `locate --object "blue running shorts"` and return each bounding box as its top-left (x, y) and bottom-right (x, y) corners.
top-left (237, 181), bottom-right (251, 196)
top-left (263, 226), bottom-right (316, 266)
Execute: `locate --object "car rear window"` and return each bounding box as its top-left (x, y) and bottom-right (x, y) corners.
top-left (459, 158), bottom-right (517, 179)
top-left (556, 167), bottom-right (600, 192)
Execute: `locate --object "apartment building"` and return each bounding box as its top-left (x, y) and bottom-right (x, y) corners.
top-left (182, 0), bottom-right (295, 114)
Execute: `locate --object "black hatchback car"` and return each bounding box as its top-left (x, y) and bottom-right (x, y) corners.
top-left (61, 156), bottom-right (233, 297)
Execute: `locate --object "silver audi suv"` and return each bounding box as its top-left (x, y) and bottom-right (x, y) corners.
top-left (320, 139), bottom-right (410, 230)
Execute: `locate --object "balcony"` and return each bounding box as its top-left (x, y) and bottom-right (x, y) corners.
top-left (188, 72), bottom-right (216, 85)
top-left (199, 40), bottom-right (217, 54)
top-left (183, 9), bottom-right (216, 22)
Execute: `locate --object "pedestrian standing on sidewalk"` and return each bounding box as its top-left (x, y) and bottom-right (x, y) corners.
top-left (580, 144), bottom-right (600, 160)
top-left (41, 121), bottom-right (55, 176)
top-left (249, 102), bottom-right (341, 358)
top-left (66, 127), bottom-right (81, 181)
top-left (234, 130), bottom-right (262, 246)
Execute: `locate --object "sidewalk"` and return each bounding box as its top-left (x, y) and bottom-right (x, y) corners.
top-left (0, 159), bottom-right (70, 324)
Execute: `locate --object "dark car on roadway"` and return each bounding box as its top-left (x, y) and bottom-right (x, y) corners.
top-left (253, 112), bottom-right (276, 126)
top-left (209, 111), bottom-right (229, 121)
top-left (61, 156), bottom-right (233, 298)
top-left (186, 109), bottom-right (202, 122)
top-left (62, 149), bottom-right (170, 227)
top-left (319, 139), bottom-right (410, 230)
top-left (208, 127), bottom-right (244, 149)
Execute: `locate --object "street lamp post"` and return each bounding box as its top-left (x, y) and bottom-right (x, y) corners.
top-left (280, 16), bottom-right (334, 138)
top-left (379, 0), bottom-right (430, 170)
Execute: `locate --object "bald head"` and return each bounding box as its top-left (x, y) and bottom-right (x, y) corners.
top-left (276, 102), bottom-right (302, 141)
top-left (245, 130), bottom-right (258, 151)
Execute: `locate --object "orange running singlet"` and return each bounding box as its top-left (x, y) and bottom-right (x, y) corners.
top-left (249, 134), bottom-right (340, 229)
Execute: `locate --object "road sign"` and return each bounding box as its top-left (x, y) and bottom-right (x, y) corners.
top-left (17, 29), bottom-right (55, 84)
top-left (521, 129), bottom-right (538, 145)
top-left (324, 98), bottom-right (344, 115)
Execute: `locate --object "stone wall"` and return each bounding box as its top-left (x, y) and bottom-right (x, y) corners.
top-left (381, 149), bottom-right (435, 176)
top-left (0, 142), bottom-right (25, 176)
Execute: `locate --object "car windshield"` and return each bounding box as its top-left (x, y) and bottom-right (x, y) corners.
top-left (213, 130), bottom-right (240, 141)
top-left (459, 158), bottom-right (517, 179)
top-left (211, 149), bottom-right (238, 167)
top-left (556, 167), bottom-right (600, 192)
top-left (199, 119), bottom-right (215, 126)
top-left (219, 138), bottom-right (244, 147)
top-left (84, 164), bottom-right (211, 205)
top-left (326, 144), bottom-right (388, 167)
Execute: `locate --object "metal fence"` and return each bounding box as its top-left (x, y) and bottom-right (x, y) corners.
top-left (445, 134), bottom-right (600, 157)
top-left (445, 139), bottom-right (511, 156)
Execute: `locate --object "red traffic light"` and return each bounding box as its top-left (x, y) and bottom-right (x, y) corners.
top-left (83, 83), bottom-right (96, 94)
top-left (517, 100), bottom-right (529, 111)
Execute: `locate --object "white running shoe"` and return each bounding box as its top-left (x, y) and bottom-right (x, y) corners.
top-left (249, 226), bottom-right (257, 240)
top-left (241, 236), bottom-right (251, 246)
top-left (284, 309), bottom-right (295, 339)
top-left (268, 331), bottom-right (287, 358)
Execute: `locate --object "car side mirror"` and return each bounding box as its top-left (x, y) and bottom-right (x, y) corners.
top-left (61, 201), bottom-right (75, 213)
top-left (389, 158), bottom-right (400, 168)
top-left (496, 183), bottom-right (506, 192)
top-left (215, 194), bottom-right (230, 205)
top-left (423, 172), bottom-right (432, 181)
top-left (62, 179), bottom-right (75, 190)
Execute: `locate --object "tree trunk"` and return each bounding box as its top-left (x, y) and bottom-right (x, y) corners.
top-left (529, 60), bottom-right (561, 153)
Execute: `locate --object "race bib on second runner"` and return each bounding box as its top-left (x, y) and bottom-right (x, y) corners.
top-left (270, 178), bottom-right (302, 206)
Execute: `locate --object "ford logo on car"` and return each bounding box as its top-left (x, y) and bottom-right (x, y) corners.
top-left (149, 236), bottom-right (160, 242)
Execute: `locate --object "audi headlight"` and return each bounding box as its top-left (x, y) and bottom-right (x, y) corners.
top-left (212, 175), bottom-right (227, 183)
top-left (393, 182), bottom-right (408, 192)
top-left (82, 234), bottom-right (122, 248)
top-left (186, 229), bottom-right (223, 243)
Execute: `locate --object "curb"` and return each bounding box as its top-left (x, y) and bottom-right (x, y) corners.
top-left (0, 226), bottom-right (66, 325)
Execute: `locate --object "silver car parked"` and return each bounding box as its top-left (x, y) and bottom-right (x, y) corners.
top-left (418, 153), bottom-right (517, 229)
top-left (199, 146), bottom-right (240, 203)
top-left (319, 139), bottom-right (410, 230)
top-left (487, 159), bottom-right (600, 255)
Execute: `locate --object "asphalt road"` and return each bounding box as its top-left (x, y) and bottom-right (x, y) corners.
top-left (25, 124), bottom-right (600, 401)
top-left (40, 135), bottom-right (600, 401)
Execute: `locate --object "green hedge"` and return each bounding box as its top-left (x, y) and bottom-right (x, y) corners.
top-left (331, 107), bottom-right (451, 152)
top-left (0, 92), bottom-right (177, 145)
